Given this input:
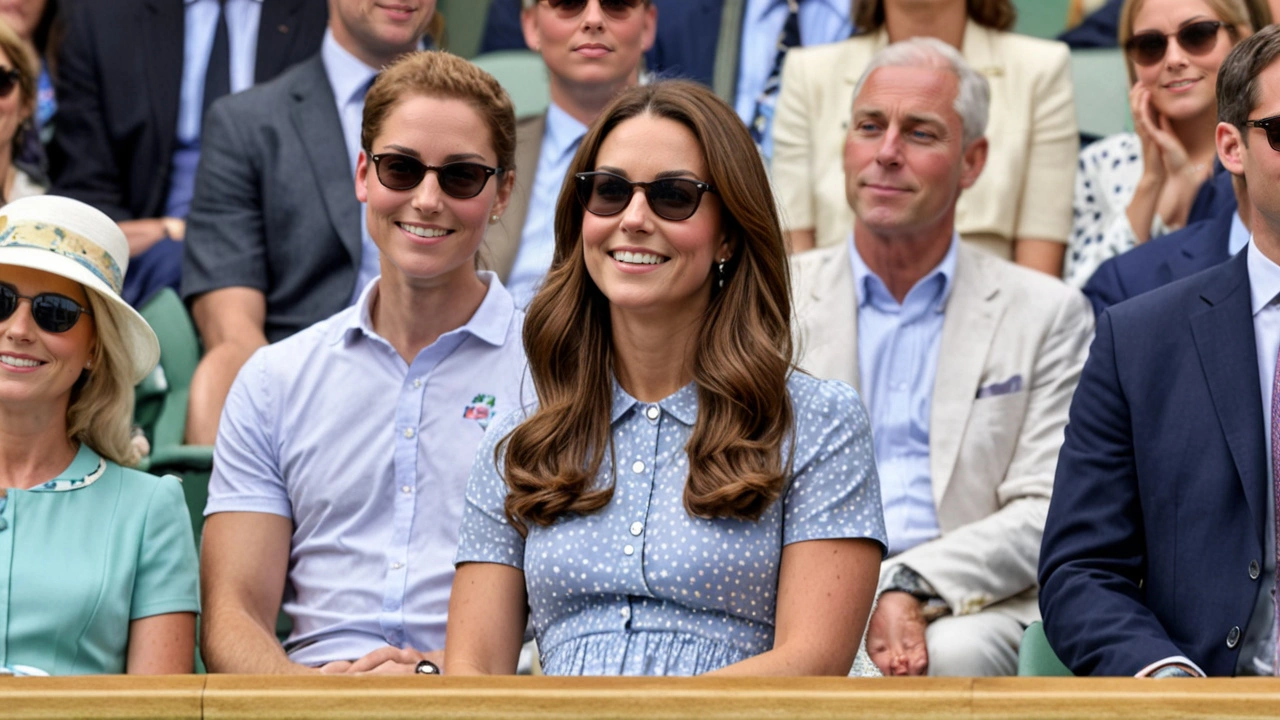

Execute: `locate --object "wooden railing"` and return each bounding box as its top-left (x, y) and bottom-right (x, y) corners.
top-left (4, 676), bottom-right (1280, 719)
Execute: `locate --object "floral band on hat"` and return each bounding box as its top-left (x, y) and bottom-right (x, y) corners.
top-left (0, 217), bottom-right (124, 294)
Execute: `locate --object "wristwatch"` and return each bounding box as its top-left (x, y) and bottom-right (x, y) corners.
top-left (415, 659), bottom-right (441, 675)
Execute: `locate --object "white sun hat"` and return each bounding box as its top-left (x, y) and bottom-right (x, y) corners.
top-left (0, 196), bottom-right (160, 384)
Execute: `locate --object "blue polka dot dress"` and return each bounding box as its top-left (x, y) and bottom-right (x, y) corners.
top-left (456, 372), bottom-right (887, 676)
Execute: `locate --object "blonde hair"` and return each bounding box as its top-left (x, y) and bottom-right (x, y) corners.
top-left (0, 18), bottom-right (37, 161)
top-left (66, 292), bottom-right (141, 467)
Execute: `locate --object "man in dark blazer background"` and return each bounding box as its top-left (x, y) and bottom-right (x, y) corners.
top-left (1081, 172), bottom-right (1246, 317)
top-left (50, 0), bottom-right (328, 305)
top-left (1039, 25), bottom-right (1280, 677)
top-left (180, 0), bottom-right (436, 445)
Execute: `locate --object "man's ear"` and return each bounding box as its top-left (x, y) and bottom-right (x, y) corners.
top-left (959, 136), bottom-right (988, 190)
top-left (521, 4), bottom-right (541, 53)
top-left (1217, 121), bottom-right (1247, 176)
top-left (355, 150), bottom-right (370, 203)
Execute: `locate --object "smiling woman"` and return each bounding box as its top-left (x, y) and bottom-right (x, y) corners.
top-left (446, 81), bottom-right (887, 678)
top-left (0, 195), bottom-right (198, 676)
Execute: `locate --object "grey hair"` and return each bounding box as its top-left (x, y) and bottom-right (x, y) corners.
top-left (851, 37), bottom-right (990, 147)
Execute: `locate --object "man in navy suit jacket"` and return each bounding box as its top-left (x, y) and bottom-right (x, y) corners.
top-left (1039, 26), bottom-right (1280, 677)
top-left (1081, 172), bottom-right (1246, 317)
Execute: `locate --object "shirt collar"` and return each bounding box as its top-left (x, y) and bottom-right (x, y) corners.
top-left (335, 271), bottom-right (518, 348)
top-left (31, 444), bottom-right (107, 493)
top-left (322, 28), bottom-right (379, 109)
top-left (544, 103), bottom-right (589, 162)
top-left (1230, 212), bottom-right (1250, 257)
top-left (847, 231), bottom-right (959, 312)
top-left (1248, 239), bottom-right (1280, 317)
top-left (610, 378), bottom-right (699, 426)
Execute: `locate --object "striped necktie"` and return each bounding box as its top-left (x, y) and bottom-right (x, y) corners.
top-left (748, 0), bottom-right (801, 154)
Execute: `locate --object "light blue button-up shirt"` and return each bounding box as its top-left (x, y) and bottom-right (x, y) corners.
top-left (506, 103), bottom-right (588, 308)
top-left (1230, 212), bottom-right (1250, 257)
top-left (849, 233), bottom-right (958, 556)
top-left (166, 0), bottom-right (262, 218)
top-left (206, 273), bottom-right (531, 666)
top-left (733, 0), bottom-right (852, 125)
top-left (321, 29), bottom-right (382, 306)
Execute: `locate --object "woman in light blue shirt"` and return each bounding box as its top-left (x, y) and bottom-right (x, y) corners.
top-left (447, 81), bottom-right (887, 676)
top-left (0, 195), bottom-right (199, 675)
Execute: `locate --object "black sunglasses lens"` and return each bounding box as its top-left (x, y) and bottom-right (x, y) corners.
top-left (580, 173), bottom-right (633, 215)
top-left (376, 154), bottom-right (427, 190)
top-left (546, 0), bottom-right (588, 12)
top-left (1177, 21), bottom-right (1221, 55)
top-left (600, 0), bottom-right (641, 13)
top-left (31, 294), bottom-right (84, 333)
top-left (1128, 33), bottom-right (1168, 66)
top-left (437, 163), bottom-right (490, 199)
top-left (0, 71), bottom-right (17, 99)
top-left (648, 179), bottom-right (702, 221)
top-left (0, 286), bottom-right (16, 321)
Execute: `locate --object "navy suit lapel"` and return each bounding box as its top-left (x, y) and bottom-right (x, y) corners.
top-left (143, 0), bottom-right (183, 212)
top-left (1167, 208), bottom-right (1235, 281)
top-left (1190, 250), bottom-right (1267, 541)
top-left (289, 58), bottom-right (362, 265)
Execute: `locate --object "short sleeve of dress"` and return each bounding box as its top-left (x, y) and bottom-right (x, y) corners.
top-left (205, 348), bottom-right (292, 518)
top-left (782, 377), bottom-right (887, 555)
top-left (455, 409), bottom-right (528, 570)
top-left (130, 476), bottom-right (201, 620)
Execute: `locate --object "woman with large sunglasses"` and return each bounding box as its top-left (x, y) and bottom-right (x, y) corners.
top-left (0, 195), bottom-right (198, 675)
top-left (445, 81), bottom-right (887, 677)
top-left (199, 51), bottom-right (529, 674)
top-left (1064, 0), bottom-right (1256, 287)
top-left (0, 18), bottom-right (45, 204)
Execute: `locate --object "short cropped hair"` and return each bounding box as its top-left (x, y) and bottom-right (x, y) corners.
top-left (852, 37), bottom-right (990, 147)
top-left (1218, 23), bottom-right (1280, 133)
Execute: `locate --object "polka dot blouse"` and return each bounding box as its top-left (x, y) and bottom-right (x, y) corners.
top-left (455, 372), bottom-right (887, 676)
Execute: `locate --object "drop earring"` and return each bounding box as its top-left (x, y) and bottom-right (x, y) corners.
top-left (717, 258), bottom-right (726, 288)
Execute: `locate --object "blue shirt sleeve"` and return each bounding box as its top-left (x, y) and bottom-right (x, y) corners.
top-left (782, 377), bottom-right (888, 554)
top-left (455, 409), bottom-right (528, 570)
top-left (130, 475), bottom-right (201, 619)
top-left (205, 348), bottom-right (292, 518)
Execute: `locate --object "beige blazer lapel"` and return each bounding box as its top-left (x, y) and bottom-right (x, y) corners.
top-left (795, 244), bottom-right (860, 391)
top-left (483, 113), bottom-right (545, 282)
top-left (928, 245), bottom-right (1006, 504)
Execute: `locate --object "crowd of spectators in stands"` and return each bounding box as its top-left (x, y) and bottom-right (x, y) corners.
top-left (3, 0), bottom-right (1280, 683)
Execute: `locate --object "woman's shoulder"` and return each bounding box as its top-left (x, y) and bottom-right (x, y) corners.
top-left (785, 372), bottom-right (864, 423)
top-left (1078, 133), bottom-right (1141, 169)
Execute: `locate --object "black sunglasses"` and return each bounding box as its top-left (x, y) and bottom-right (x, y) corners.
top-left (0, 68), bottom-right (19, 100)
top-left (575, 171), bottom-right (715, 222)
top-left (1244, 114), bottom-right (1280, 152)
top-left (0, 284), bottom-right (93, 334)
top-left (368, 153), bottom-right (502, 199)
top-left (541, 0), bottom-right (644, 17)
top-left (1124, 20), bottom-right (1224, 67)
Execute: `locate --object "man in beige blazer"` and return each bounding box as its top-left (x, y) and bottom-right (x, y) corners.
top-left (482, 0), bottom-right (656, 305)
top-left (792, 38), bottom-right (1092, 676)
top-left (772, 1), bottom-right (1077, 277)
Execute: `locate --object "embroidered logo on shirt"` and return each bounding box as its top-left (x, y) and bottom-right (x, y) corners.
top-left (463, 394), bottom-right (497, 429)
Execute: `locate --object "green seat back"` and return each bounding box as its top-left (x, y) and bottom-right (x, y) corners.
top-left (439, 0), bottom-right (494, 58)
top-left (1013, 0), bottom-right (1071, 39)
top-left (1018, 621), bottom-right (1074, 676)
top-left (473, 50), bottom-right (551, 118)
top-left (1072, 48), bottom-right (1132, 140)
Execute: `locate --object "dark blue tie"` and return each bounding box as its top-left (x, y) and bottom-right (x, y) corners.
top-left (203, 0), bottom-right (231, 119)
top-left (749, 0), bottom-right (801, 149)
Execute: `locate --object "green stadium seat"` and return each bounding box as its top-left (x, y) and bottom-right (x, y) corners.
top-left (439, 0), bottom-right (494, 59)
top-left (1013, 0), bottom-right (1071, 39)
top-left (1018, 621), bottom-right (1074, 676)
top-left (473, 50), bottom-right (551, 118)
top-left (1071, 48), bottom-right (1132, 140)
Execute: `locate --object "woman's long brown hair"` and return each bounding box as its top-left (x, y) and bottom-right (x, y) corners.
top-left (855, 0), bottom-right (1016, 34)
top-left (500, 81), bottom-right (795, 535)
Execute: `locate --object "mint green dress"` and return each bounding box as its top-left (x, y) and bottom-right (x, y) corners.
top-left (0, 445), bottom-right (199, 675)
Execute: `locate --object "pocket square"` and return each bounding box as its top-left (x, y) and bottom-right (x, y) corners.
top-left (976, 375), bottom-right (1023, 399)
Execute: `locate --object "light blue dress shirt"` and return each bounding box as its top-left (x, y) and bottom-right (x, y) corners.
top-left (849, 233), bottom-right (958, 556)
top-left (1230, 212), bottom-right (1250, 257)
top-left (167, 0), bottom-right (262, 218)
top-left (506, 104), bottom-right (588, 308)
top-left (733, 0), bottom-right (852, 126)
top-left (206, 273), bottom-right (531, 666)
top-left (457, 373), bottom-right (886, 675)
top-left (320, 30), bottom-right (382, 306)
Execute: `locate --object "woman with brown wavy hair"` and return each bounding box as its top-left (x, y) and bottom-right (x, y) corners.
top-left (445, 80), bottom-right (886, 677)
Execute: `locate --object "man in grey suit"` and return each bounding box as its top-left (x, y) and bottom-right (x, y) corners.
top-left (791, 38), bottom-right (1093, 676)
top-left (181, 0), bottom-right (437, 444)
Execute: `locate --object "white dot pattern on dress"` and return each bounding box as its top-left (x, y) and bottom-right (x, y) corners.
top-left (456, 373), bottom-right (886, 676)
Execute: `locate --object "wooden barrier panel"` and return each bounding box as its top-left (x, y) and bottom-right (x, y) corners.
top-left (6, 676), bottom-right (1280, 720)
